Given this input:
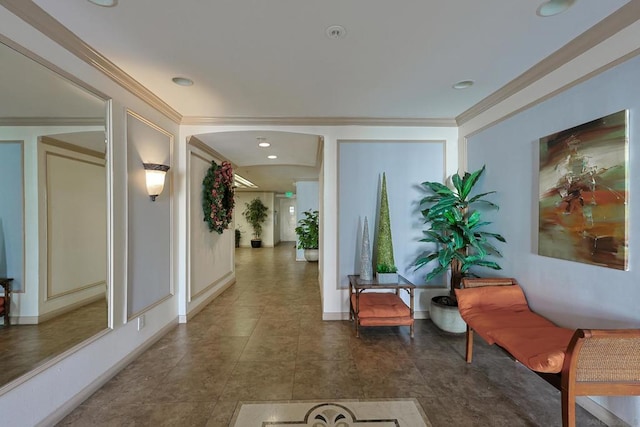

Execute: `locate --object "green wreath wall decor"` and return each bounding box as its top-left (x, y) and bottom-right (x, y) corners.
top-left (202, 160), bottom-right (235, 234)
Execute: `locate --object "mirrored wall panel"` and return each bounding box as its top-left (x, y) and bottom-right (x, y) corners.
top-left (0, 38), bottom-right (109, 390)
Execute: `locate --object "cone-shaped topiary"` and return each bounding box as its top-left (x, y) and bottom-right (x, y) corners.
top-left (375, 173), bottom-right (397, 273)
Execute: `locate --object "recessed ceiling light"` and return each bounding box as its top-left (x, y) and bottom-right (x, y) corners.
top-left (172, 77), bottom-right (194, 87)
top-left (267, 155), bottom-right (278, 159)
top-left (87, 0), bottom-right (118, 6)
top-left (326, 25), bottom-right (347, 40)
top-left (257, 137), bottom-right (270, 148)
top-left (537, 0), bottom-right (575, 17)
top-left (452, 80), bottom-right (474, 90)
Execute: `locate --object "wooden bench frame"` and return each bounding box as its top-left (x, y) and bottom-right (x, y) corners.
top-left (0, 278), bottom-right (12, 326)
top-left (460, 278), bottom-right (640, 427)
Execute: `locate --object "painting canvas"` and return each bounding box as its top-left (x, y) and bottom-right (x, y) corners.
top-left (538, 110), bottom-right (628, 270)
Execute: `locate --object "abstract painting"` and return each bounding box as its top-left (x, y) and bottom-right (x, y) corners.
top-left (538, 110), bottom-right (628, 270)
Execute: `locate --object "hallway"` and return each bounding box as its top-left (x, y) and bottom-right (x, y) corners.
top-left (59, 245), bottom-right (602, 426)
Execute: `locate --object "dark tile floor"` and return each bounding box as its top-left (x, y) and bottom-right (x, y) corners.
top-left (59, 244), bottom-right (605, 426)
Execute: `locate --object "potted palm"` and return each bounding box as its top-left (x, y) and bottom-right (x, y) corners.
top-left (295, 209), bottom-right (319, 262)
top-left (415, 165), bottom-right (505, 333)
top-left (242, 198), bottom-right (269, 248)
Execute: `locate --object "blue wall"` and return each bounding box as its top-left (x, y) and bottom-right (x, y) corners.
top-left (0, 142), bottom-right (23, 292)
top-left (338, 140), bottom-right (444, 288)
top-left (468, 55), bottom-right (640, 425)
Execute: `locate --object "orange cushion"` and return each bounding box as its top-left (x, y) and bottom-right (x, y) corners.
top-left (488, 327), bottom-right (575, 373)
top-left (351, 293), bottom-right (410, 318)
top-left (462, 310), bottom-right (556, 344)
top-left (455, 284), bottom-right (530, 318)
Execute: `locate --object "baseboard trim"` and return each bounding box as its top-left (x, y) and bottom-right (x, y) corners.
top-left (37, 319), bottom-right (178, 427)
top-left (12, 294), bottom-right (105, 325)
top-left (322, 312), bottom-right (349, 321)
top-left (186, 277), bottom-right (235, 322)
top-left (576, 397), bottom-right (630, 427)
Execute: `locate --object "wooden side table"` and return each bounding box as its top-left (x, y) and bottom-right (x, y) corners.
top-left (0, 278), bottom-right (13, 326)
top-left (348, 274), bottom-right (415, 338)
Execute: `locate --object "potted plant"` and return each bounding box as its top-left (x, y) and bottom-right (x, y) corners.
top-left (415, 165), bottom-right (505, 333)
top-left (235, 228), bottom-right (241, 248)
top-left (242, 197), bottom-right (269, 248)
top-left (376, 173), bottom-right (398, 283)
top-left (295, 209), bottom-right (319, 262)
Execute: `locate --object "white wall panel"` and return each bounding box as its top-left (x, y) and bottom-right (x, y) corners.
top-left (188, 152), bottom-right (234, 300)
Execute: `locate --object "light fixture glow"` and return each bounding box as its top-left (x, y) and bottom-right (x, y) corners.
top-left (267, 155), bottom-right (278, 159)
top-left (143, 163), bottom-right (170, 201)
top-left (234, 173), bottom-right (258, 189)
top-left (537, 0), bottom-right (575, 17)
top-left (257, 137), bottom-right (270, 147)
top-left (87, 0), bottom-right (118, 6)
top-left (452, 80), bottom-right (474, 90)
top-left (172, 77), bottom-right (194, 87)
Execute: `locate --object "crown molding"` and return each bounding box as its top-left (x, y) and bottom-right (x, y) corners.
top-left (180, 116), bottom-right (457, 127)
top-left (462, 46), bottom-right (640, 141)
top-left (0, 117), bottom-right (104, 127)
top-left (40, 135), bottom-right (105, 159)
top-left (456, 1), bottom-right (640, 126)
top-left (188, 136), bottom-right (229, 163)
top-left (0, 0), bottom-right (183, 124)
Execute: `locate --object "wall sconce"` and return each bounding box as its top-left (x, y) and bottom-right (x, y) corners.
top-left (143, 163), bottom-right (170, 201)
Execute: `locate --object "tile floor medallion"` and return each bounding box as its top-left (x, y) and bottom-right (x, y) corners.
top-left (230, 399), bottom-right (432, 426)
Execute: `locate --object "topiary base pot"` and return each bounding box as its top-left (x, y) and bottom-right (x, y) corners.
top-left (250, 239), bottom-right (262, 248)
top-left (303, 249), bottom-right (319, 262)
top-left (376, 272), bottom-right (398, 284)
top-left (429, 296), bottom-right (466, 334)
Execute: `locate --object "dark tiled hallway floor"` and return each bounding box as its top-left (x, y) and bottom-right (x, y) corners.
top-left (59, 244), bottom-right (604, 426)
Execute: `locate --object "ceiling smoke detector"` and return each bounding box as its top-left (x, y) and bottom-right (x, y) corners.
top-left (325, 25), bottom-right (347, 40)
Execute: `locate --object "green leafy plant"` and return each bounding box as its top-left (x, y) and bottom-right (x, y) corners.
top-left (295, 210), bottom-right (319, 249)
top-left (376, 263), bottom-right (398, 273)
top-left (202, 160), bottom-right (235, 234)
top-left (242, 198), bottom-right (269, 240)
top-left (415, 165), bottom-right (506, 301)
top-left (376, 173), bottom-right (397, 273)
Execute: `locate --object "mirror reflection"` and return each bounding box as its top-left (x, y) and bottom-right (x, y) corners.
top-left (0, 39), bottom-right (108, 388)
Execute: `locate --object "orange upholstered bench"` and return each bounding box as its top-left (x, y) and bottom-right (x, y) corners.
top-left (348, 274), bottom-right (415, 338)
top-left (456, 278), bottom-right (640, 427)
top-left (350, 293), bottom-right (413, 337)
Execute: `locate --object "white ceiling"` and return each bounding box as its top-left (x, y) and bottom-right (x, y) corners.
top-left (4, 0), bottom-right (632, 192)
top-left (193, 130), bottom-right (321, 193)
top-left (32, 0), bottom-right (629, 119)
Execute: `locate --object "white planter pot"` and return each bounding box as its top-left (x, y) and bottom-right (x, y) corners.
top-left (303, 248), bottom-right (319, 262)
top-left (429, 297), bottom-right (466, 333)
